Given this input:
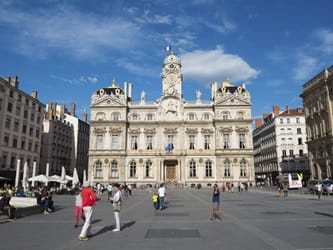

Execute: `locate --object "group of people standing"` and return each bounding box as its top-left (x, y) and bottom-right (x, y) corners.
top-left (76, 182), bottom-right (122, 241)
top-left (151, 183), bottom-right (166, 210)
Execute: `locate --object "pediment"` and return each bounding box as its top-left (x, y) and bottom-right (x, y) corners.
top-left (128, 128), bottom-right (141, 134)
top-left (92, 95), bottom-right (126, 107)
top-left (235, 126), bottom-right (249, 133)
top-left (215, 95), bottom-right (251, 106)
top-left (219, 126), bottom-right (233, 133)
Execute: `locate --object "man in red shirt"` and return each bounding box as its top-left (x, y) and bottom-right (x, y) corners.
top-left (79, 181), bottom-right (100, 241)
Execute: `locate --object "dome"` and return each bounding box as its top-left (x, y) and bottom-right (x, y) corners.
top-left (163, 52), bottom-right (181, 66)
top-left (95, 78), bottom-right (125, 97)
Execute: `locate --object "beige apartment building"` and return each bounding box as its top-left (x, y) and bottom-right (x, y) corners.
top-left (88, 52), bottom-right (254, 187)
top-left (300, 65), bottom-right (333, 179)
top-left (0, 76), bottom-right (44, 180)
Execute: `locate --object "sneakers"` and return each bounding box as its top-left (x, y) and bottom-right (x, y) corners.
top-left (74, 225), bottom-right (78, 228)
top-left (44, 211), bottom-right (49, 214)
top-left (112, 228), bottom-right (120, 232)
top-left (78, 236), bottom-right (90, 241)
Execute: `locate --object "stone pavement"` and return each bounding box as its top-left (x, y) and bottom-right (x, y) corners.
top-left (1, 187), bottom-right (333, 250)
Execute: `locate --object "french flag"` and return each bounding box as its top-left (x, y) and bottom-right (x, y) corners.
top-left (164, 45), bottom-right (171, 52)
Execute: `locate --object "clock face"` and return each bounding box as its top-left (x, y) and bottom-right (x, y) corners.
top-left (167, 87), bottom-right (174, 94)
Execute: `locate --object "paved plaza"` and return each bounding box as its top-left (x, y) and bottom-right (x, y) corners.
top-left (1, 187), bottom-right (333, 250)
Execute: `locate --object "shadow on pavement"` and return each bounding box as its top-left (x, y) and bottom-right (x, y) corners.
top-left (92, 220), bottom-right (136, 237)
top-left (92, 219), bottom-right (102, 224)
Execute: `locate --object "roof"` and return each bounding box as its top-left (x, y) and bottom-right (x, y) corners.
top-left (277, 108), bottom-right (304, 117)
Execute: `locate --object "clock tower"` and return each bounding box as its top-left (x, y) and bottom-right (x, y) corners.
top-left (161, 52), bottom-right (183, 98)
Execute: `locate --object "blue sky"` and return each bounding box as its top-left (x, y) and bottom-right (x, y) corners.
top-left (0, 0), bottom-right (332, 120)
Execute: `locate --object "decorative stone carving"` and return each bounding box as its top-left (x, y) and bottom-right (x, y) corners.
top-left (201, 128), bottom-right (214, 134)
top-left (219, 127), bottom-right (233, 133)
top-left (128, 128), bottom-right (141, 134)
top-left (143, 128), bottom-right (156, 134)
top-left (109, 127), bottom-right (122, 134)
top-left (94, 127), bottom-right (107, 134)
top-left (235, 126), bottom-right (249, 133)
top-left (164, 128), bottom-right (178, 134)
top-left (185, 128), bottom-right (198, 134)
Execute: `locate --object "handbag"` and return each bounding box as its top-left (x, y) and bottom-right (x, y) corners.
top-left (113, 201), bottom-right (121, 212)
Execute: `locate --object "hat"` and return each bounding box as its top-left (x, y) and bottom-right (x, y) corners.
top-left (82, 181), bottom-right (90, 187)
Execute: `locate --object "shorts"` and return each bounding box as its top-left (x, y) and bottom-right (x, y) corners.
top-left (213, 202), bottom-right (220, 210)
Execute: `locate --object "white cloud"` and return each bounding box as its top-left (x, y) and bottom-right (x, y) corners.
top-left (163, 32), bottom-right (197, 50)
top-left (135, 10), bottom-right (172, 25)
top-left (202, 19), bottom-right (236, 33)
top-left (180, 46), bottom-right (258, 84)
top-left (293, 55), bottom-right (318, 81)
top-left (0, 4), bottom-right (141, 59)
top-left (50, 75), bottom-right (98, 85)
top-left (116, 59), bottom-right (157, 77)
top-left (316, 28), bottom-right (333, 54)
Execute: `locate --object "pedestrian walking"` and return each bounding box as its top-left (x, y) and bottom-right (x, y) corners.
top-left (74, 188), bottom-right (85, 228)
top-left (110, 183), bottom-right (122, 232)
top-left (316, 181), bottom-right (322, 200)
top-left (211, 184), bottom-right (222, 221)
top-left (277, 182), bottom-right (283, 199)
top-left (128, 184), bottom-right (132, 196)
top-left (158, 183), bottom-right (166, 210)
top-left (283, 183), bottom-right (289, 198)
top-left (79, 181), bottom-right (100, 241)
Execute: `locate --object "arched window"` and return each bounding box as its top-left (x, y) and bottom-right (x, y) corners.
top-left (130, 161), bottom-right (136, 177)
top-left (95, 160), bottom-right (102, 178)
top-left (111, 160), bottom-right (118, 178)
top-left (189, 160), bottom-right (196, 177)
top-left (205, 161), bottom-right (212, 177)
top-left (224, 161), bottom-right (231, 177)
top-left (240, 160), bottom-right (247, 177)
top-left (237, 111), bottom-right (244, 119)
top-left (145, 160), bottom-right (152, 177)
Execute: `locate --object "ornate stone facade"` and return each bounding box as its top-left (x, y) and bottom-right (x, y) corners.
top-left (88, 52), bottom-right (254, 187)
top-left (300, 65), bottom-right (333, 179)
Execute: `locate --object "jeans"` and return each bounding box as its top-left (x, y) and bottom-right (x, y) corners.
top-left (159, 196), bottom-right (165, 210)
top-left (80, 206), bottom-right (93, 238)
top-left (44, 199), bottom-right (49, 210)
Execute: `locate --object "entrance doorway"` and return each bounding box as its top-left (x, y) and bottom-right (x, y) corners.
top-left (164, 160), bottom-right (177, 181)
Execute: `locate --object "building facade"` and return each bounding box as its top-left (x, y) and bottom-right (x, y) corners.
top-left (0, 76), bottom-right (44, 180)
top-left (253, 106), bottom-right (309, 184)
top-left (300, 66), bottom-right (333, 179)
top-left (88, 52), bottom-right (254, 187)
top-left (40, 103), bottom-right (89, 178)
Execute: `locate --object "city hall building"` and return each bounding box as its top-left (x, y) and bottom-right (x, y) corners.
top-left (88, 52), bottom-right (254, 187)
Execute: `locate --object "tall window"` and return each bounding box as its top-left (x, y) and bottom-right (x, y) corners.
top-left (203, 113), bottom-right (209, 120)
top-left (280, 118), bottom-right (283, 124)
top-left (189, 113), bottom-right (195, 120)
top-left (132, 114), bottom-right (138, 120)
top-left (95, 161), bottom-right (102, 178)
top-left (5, 118), bottom-right (11, 129)
top-left (205, 161), bottom-right (212, 177)
top-left (24, 110), bottom-right (28, 119)
top-left (3, 135), bottom-right (9, 146)
top-left (168, 135), bottom-right (174, 147)
top-left (240, 161), bottom-right (247, 177)
top-left (189, 160), bottom-right (196, 177)
top-left (223, 134), bottom-right (230, 149)
top-left (147, 114), bottom-right (153, 120)
top-left (282, 150), bottom-right (287, 157)
top-left (130, 161), bottom-right (136, 177)
top-left (16, 106), bottom-right (21, 116)
top-left (96, 135), bottom-right (104, 149)
top-left (146, 136), bottom-right (153, 150)
top-left (296, 117), bottom-right (300, 124)
top-left (299, 149), bottom-right (303, 156)
top-left (289, 150), bottom-right (294, 157)
top-left (224, 161), bottom-right (231, 177)
top-left (111, 160), bottom-right (118, 178)
top-left (131, 136), bottom-right (138, 150)
top-left (298, 138), bottom-right (303, 145)
top-left (113, 113), bottom-right (119, 121)
top-left (204, 135), bottom-right (210, 149)
top-left (189, 135), bottom-right (195, 150)
top-left (14, 121), bottom-right (19, 131)
top-left (297, 128), bottom-right (302, 134)
top-left (287, 118), bottom-right (290, 124)
top-left (7, 102), bottom-right (13, 112)
top-left (145, 161), bottom-right (152, 177)
top-left (111, 135), bottom-right (119, 149)
top-left (222, 112), bottom-right (228, 120)
top-left (239, 134), bottom-right (246, 149)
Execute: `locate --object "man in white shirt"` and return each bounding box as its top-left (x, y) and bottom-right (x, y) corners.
top-left (315, 181), bottom-right (322, 200)
top-left (158, 183), bottom-right (166, 210)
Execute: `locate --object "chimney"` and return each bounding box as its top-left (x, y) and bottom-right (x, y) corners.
top-left (242, 83), bottom-right (246, 89)
top-left (70, 103), bottom-right (76, 116)
top-left (255, 119), bottom-right (263, 129)
top-left (128, 83), bottom-right (133, 99)
top-left (272, 106), bottom-right (280, 117)
top-left (10, 75), bottom-right (19, 88)
top-left (4, 76), bottom-right (11, 83)
top-left (82, 110), bottom-right (88, 123)
top-left (31, 90), bottom-right (38, 99)
top-left (124, 82), bottom-right (128, 98)
top-left (286, 105), bottom-right (290, 114)
top-left (263, 113), bottom-right (270, 120)
top-left (59, 104), bottom-right (65, 120)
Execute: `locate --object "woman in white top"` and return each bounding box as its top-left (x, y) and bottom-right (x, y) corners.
top-left (110, 183), bottom-right (122, 231)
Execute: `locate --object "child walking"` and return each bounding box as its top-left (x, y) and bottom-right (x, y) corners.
top-left (74, 188), bottom-right (85, 228)
top-left (152, 193), bottom-right (159, 210)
